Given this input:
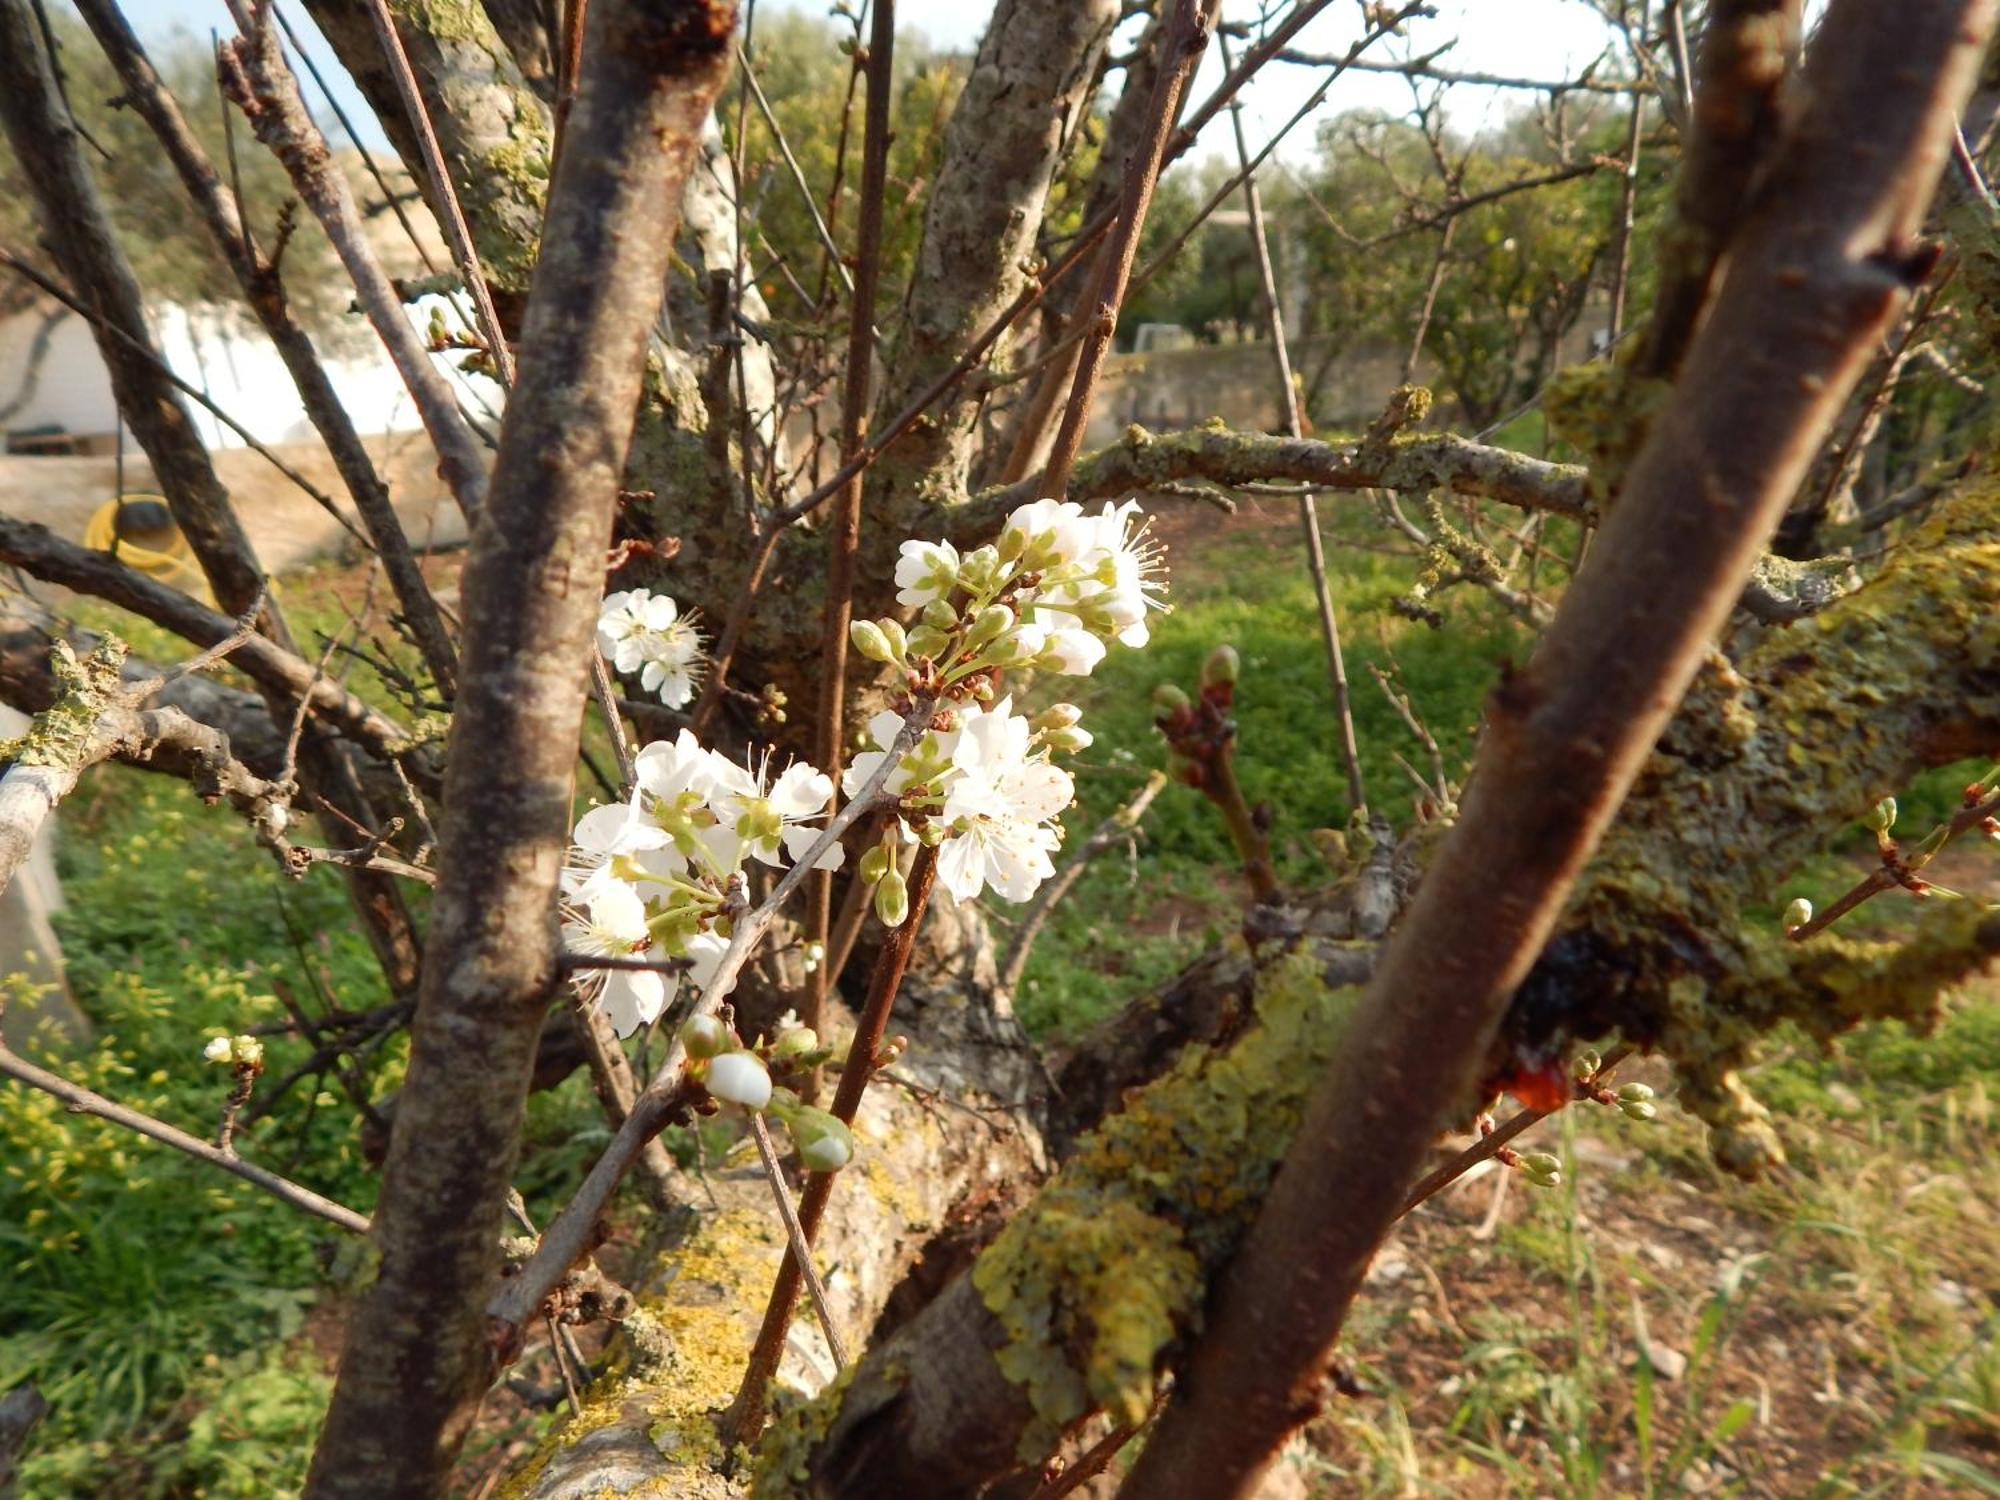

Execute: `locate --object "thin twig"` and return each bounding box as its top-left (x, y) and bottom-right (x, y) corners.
top-left (358, 0), bottom-right (516, 390)
top-left (1001, 770), bottom-right (1166, 993)
top-left (809, 0), bottom-right (895, 1081)
top-left (748, 1111), bottom-right (848, 1366)
top-left (724, 844), bottom-right (940, 1443)
top-left (0, 1030), bottom-right (369, 1233)
top-left (1042, 0), bottom-right (1206, 500)
top-left (1788, 779), bottom-right (2000, 941)
top-left (1217, 27), bottom-right (1366, 818)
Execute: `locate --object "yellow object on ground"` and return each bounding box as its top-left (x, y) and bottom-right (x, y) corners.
top-left (83, 494), bottom-right (211, 599)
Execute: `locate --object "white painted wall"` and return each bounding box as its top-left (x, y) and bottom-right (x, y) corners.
top-left (0, 297), bottom-right (501, 449)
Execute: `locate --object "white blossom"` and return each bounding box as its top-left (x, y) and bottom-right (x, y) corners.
top-left (597, 588), bottom-right (706, 707)
top-left (562, 797), bottom-right (671, 899)
top-left (562, 881), bottom-right (667, 1039)
top-left (894, 539), bottom-right (960, 608)
top-left (932, 698), bottom-right (1073, 903)
top-left (1002, 497), bottom-right (1094, 567)
top-left (708, 756), bottom-right (843, 871)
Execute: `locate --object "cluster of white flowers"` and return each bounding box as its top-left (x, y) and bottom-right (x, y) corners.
top-left (560, 730), bottom-right (839, 1038)
top-left (854, 496), bottom-right (1165, 682)
top-left (597, 587), bottom-right (706, 708)
top-left (568, 498), bottom-right (1166, 1029)
top-left (842, 696), bottom-right (1085, 921)
top-left (843, 497), bottom-right (1167, 923)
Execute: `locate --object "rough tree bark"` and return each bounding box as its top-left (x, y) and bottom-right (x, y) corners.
top-left (860, 0), bottom-right (1119, 537)
top-left (303, 2), bottom-right (738, 1494)
top-left (299, 0), bottom-right (553, 303)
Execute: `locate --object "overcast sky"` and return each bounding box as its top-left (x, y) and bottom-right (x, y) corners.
top-left (84, 0), bottom-right (1626, 163)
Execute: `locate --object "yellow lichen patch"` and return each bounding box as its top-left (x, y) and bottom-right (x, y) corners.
top-left (1527, 473), bottom-right (2000, 1173)
top-left (12, 639), bottom-right (126, 771)
top-left (750, 1363), bottom-right (858, 1497)
top-left (968, 947), bottom-right (1357, 1457)
top-left (499, 1202), bottom-right (787, 1498)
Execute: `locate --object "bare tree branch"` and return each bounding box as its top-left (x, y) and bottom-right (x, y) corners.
top-left (963, 424), bottom-right (1593, 534)
top-left (0, 517), bottom-right (412, 762)
top-left (0, 0), bottom-right (275, 625)
top-left (0, 1030), bottom-right (371, 1234)
top-left (219, 8), bottom-right (492, 518)
top-left (66, 0), bottom-right (460, 697)
top-left (1043, 0), bottom-right (1208, 500)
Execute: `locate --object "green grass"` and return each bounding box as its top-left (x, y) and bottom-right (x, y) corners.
top-left (0, 763), bottom-right (597, 1493)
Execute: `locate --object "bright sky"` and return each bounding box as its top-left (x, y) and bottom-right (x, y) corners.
top-left (80, 0), bottom-right (1627, 163)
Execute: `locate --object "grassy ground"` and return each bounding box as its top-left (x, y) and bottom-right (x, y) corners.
top-left (1, 497), bottom-right (1994, 1494)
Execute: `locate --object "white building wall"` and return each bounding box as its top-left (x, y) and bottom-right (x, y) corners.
top-left (0, 311), bottom-right (117, 439)
top-left (1, 297), bottom-right (500, 449)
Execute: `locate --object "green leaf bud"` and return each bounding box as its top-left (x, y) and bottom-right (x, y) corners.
top-left (1201, 643), bottom-right (1240, 687)
top-left (786, 1107), bottom-right (855, 1172)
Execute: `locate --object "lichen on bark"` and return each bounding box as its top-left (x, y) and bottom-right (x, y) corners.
top-left (1504, 473), bottom-right (2000, 1169)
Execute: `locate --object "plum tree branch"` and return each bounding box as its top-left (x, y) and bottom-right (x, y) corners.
top-left (302, 3), bottom-right (738, 1491)
top-left (1122, 4), bottom-right (1997, 1492)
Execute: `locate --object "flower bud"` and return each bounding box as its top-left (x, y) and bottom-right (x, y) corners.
top-left (874, 866), bottom-right (909, 927)
top-left (1517, 1151), bottom-right (1562, 1187)
top-left (681, 1013), bottom-right (732, 1059)
top-left (1616, 1082), bottom-right (1655, 1104)
top-left (877, 617), bottom-right (907, 659)
top-left (203, 1036), bottom-right (234, 1065)
top-left (1152, 683), bottom-right (1191, 715)
top-left (786, 1107), bottom-right (855, 1172)
top-left (1783, 897), bottom-right (1813, 931)
top-left (858, 844), bottom-right (891, 885)
top-left (1042, 725), bottom-right (1092, 753)
top-left (703, 1050), bottom-right (773, 1109)
top-left (1571, 1047), bottom-right (1602, 1080)
top-left (958, 545), bottom-right (1003, 592)
top-left (906, 624), bottom-right (950, 660)
top-left (1033, 704), bottom-right (1083, 733)
top-left (1201, 644), bottom-right (1240, 688)
top-left (771, 1024), bottom-right (821, 1065)
top-left (802, 940), bottom-right (826, 974)
top-left (916, 819), bottom-right (946, 847)
top-left (850, 620), bottom-right (896, 663)
top-left (964, 604), bottom-right (1014, 652)
top-left (1865, 796), bottom-right (1897, 833)
top-left (1619, 1098), bottom-right (1658, 1123)
top-left (922, 598), bottom-right (959, 632)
